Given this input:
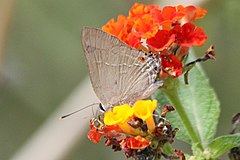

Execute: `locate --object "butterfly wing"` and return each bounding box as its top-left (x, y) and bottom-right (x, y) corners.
top-left (81, 27), bottom-right (160, 108)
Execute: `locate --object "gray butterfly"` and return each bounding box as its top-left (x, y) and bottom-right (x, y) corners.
top-left (81, 27), bottom-right (163, 111)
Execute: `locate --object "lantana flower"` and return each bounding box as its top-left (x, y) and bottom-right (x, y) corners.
top-left (146, 30), bottom-right (175, 52)
top-left (132, 100), bottom-right (157, 133)
top-left (88, 100), bottom-right (181, 159)
top-left (104, 104), bottom-right (133, 125)
top-left (87, 118), bottom-right (122, 143)
top-left (87, 3), bottom-right (213, 160)
top-left (161, 54), bottom-right (183, 78)
top-left (120, 136), bottom-right (151, 150)
top-left (170, 23), bottom-right (207, 47)
top-left (102, 3), bottom-right (209, 79)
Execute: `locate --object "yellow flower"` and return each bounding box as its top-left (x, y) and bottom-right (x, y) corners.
top-left (133, 100), bottom-right (157, 120)
top-left (103, 104), bottom-right (145, 136)
top-left (104, 104), bottom-right (133, 125)
top-left (133, 100), bottom-right (157, 133)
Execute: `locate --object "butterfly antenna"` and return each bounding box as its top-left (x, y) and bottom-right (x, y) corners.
top-left (60, 103), bottom-right (100, 119)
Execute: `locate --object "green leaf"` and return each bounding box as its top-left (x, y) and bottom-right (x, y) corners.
top-left (177, 63), bottom-right (220, 146)
top-left (207, 134), bottom-right (240, 159)
top-left (162, 142), bottom-right (175, 155)
top-left (154, 52), bottom-right (220, 148)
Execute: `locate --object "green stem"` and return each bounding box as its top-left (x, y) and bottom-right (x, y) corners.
top-left (162, 86), bottom-right (203, 151)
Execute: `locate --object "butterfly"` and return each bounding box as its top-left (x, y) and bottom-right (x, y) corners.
top-left (81, 27), bottom-right (163, 112)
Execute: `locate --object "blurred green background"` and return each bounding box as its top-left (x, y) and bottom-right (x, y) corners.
top-left (0, 0), bottom-right (239, 159)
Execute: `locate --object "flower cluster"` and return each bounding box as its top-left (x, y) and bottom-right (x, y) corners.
top-left (86, 3), bottom-right (212, 160)
top-left (102, 3), bottom-right (208, 78)
top-left (88, 100), bottom-right (184, 160)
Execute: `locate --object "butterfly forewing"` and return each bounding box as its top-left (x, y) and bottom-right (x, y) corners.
top-left (81, 27), bottom-right (160, 109)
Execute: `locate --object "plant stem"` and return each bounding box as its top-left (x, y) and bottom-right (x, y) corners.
top-left (162, 86), bottom-right (203, 151)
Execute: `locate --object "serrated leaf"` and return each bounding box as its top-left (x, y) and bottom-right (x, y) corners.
top-left (206, 134), bottom-right (240, 159)
top-left (153, 52), bottom-right (220, 147)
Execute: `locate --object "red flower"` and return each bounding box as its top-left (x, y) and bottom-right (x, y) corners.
top-left (171, 23), bottom-right (207, 47)
top-left (87, 119), bottom-right (122, 144)
top-left (119, 136), bottom-right (151, 150)
top-left (146, 30), bottom-right (175, 52)
top-left (161, 54), bottom-right (183, 78)
top-left (102, 3), bottom-right (207, 79)
top-left (124, 32), bottom-right (142, 49)
top-left (103, 3), bottom-right (207, 52)
top-left (87, 129), bottom-right (103, 144)
top-left (153, 6), bottom-right (185, 30)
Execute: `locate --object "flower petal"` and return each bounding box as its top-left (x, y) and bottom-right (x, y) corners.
top-left (126, 136), bottom-right (151, 149)
top-left (104, 104), bottom-right (133, 125)
top-left (129, 3), bottom-right (159, 19)
top-left (178, 5), bottom-right (207, 22)
top-left (171, 23), bottom-right (207, 47)
top-left (133, 14), bottom-right (159, 39)
top-left (133, 100), bottom-right (157, 121)
top-left (146, 30), bottom-right (175, 52)
top-left (102, 15), bottom-right (129, 37)
top-left (87, 129), bottom-right (102, 144)
top-left (119, 136), bottom-right (151, 150)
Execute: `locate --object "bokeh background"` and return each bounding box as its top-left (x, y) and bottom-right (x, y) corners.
top-left (0, 0), bottom-right (239, 159)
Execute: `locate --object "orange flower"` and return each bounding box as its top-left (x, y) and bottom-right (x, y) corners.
top-left (102, 3), bottom-right (207, 52)
top-left (102, 15), bottom-right (129, 37)
top-left (178, 5), bottom-right (207, 23)
top-left (120, 136), bottom-right (151, 150)
top-left (102, 15), bottom-right (142, 49)
top-left (157, 6), bottom-right (185, 30)
top-left (133, 14), bottom-right (159, 39)
top-left (129, 3), bottom-right (159, 19)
